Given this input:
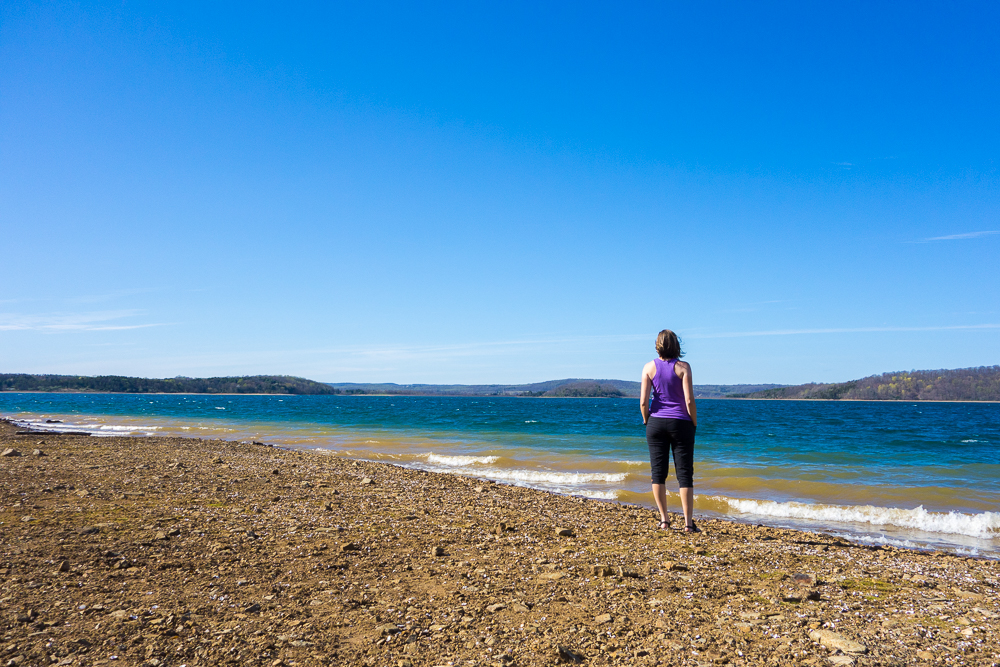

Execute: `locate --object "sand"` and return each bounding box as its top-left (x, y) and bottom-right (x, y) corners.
top-left (1, 419), bottom-right (997, 666)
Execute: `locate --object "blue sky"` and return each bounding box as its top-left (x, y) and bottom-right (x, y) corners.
top-left (1, 1), bottom-right (998, 385)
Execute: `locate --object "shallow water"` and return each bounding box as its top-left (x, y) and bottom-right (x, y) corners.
top-left (3, 393), bottom-right (998, 556)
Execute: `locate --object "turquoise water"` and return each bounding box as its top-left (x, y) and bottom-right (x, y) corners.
top-left (3, 393), bottom-right (998, 556)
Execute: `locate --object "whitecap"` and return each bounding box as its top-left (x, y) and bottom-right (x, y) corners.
top-left (717, 497), bottom-right (1000, 539)
top-left (424, 453), bottom-right (499, 466)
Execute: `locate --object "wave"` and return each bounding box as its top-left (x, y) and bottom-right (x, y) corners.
top-left (12, 419), bottom-right (161, 436)
top-left (423, 453), bottom-right (499, 466)
top-left (717, 497), bottom-right (1000, 539)
top-left (480, 468), bottom-right (628, 485)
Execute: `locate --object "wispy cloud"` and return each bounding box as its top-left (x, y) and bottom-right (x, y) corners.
top-left (0, 310), bottom-right (168, 332)
top-left (914, 230), bottom-right (999, 243)
top-left (687, 324), bottom-right (1000, 339)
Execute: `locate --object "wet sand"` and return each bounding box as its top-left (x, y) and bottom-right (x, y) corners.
top-left (1, 419), bottom-right (998, 666)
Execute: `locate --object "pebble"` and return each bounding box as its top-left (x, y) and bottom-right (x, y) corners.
top-left (1, 448), bottom-right (21, 457)
top-left (595, 613), bottom-right (612, 624)
top-left (554, 527), bottom-right (574, 537)
top-left (809, 629), bottom-right (867, 654)
top-left (31, 449), bottom-right (46, 457)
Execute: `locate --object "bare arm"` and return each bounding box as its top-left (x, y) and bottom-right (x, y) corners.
top-left (675, 361), bottom-right (697, 427)
top-left (640, 361), bottom-right (655, 425)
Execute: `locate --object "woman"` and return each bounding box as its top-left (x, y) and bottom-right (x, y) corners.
top-left (640, 329), bottom-right (699, 532)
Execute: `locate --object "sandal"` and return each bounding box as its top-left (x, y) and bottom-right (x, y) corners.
top-left (684, 521), bottom-right (701, 533)
top-left (658, 519), bottom-right (671, 530)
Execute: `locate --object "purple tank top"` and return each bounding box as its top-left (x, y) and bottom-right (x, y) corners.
top-left (649, 358), bottom-right (691, 420)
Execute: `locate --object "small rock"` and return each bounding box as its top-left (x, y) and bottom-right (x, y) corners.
top-left (323, 501), bottom-right (334, 511)
top-left (340, 543), bottom-right (361, 552)
top-left (782, 594), bottom-right (803, 603)
top-left (300, 480), bottom-right (312, 488)
top-left (974, 606), bottom-right (999, 619)
top-left (809, 629), bottom-right (867, 654)
top-left (20, 516), bottom-right (33, 523)
top-left (663, 561), bottom-right (688, 571)
top-left (554, 527), bottom-right (574, 537)
top-left (155, 531), bottom-right (168, 540)
top-left (56, 560), bottom-right (70, 573)
top-left (398, 660), bottom-right (414, 667)
top-left (79, 526), bottom-right (100, 535)
top-left (360, 478), bottom-right (374, 485)
top-left (76, 489), bottom-right (90, 498)
top-left (244, 603), bottom-right (261, 613)
top-left (31, 449), bottom-right (46, 457)
top-left (538, 571), bottom-right (565, 580)
top-left (591, 565), bottom-right (612, 577)
top-left (916, 650), bottom-right (935, 661)
top-left (595, 613), bottom-right (612, 624)
top-left (109, 610), bottom-right (130, 620)
top-left (792, 573), bottom-right (815, 586)
top-left (828, 657), bottom-right (854, 666)
top-left (211, 457), bottom-right (224, 464)
top-left (486, 603), bottom-right (506, 613)
top-left (1, 448), bottom-right (21, 457)
top-left (378, 623), bottom-right (400, 636)
top-left (431, 546), bottom-right (446, 557)
top-left (556, 646), bottom-right (585, 664)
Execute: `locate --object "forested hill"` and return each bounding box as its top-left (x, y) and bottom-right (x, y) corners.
top-left (0, 374), bottom-right (339, 395)
top-left (326, 380), bottom-right (785, 398)
top-left (731, 366), bottom-right (1000, 401)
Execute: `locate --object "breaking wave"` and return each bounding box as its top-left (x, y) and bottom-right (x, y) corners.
top-left (423, 453), bottom-right (499, 466)
top-left (718, 497), bottom-right (1000, 539)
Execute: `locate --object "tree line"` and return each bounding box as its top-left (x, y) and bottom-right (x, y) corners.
top-left (731, 366), bottom-right (1000, 401)
top-left (0, 374), bottom-right (341, 395)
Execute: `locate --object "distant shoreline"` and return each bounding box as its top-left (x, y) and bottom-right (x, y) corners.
top-left (2, 389), bottom-right (999, 403)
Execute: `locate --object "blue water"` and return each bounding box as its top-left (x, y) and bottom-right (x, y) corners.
top-left (3, 393), bottom-right (998, 555)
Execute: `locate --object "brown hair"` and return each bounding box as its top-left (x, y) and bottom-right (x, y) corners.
top-left (655, 329), bottom-right (683, 360)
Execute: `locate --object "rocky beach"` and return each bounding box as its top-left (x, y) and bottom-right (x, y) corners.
top-left (1, 418), bottom-right (997, 667)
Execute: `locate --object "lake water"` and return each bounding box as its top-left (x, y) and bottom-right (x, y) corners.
top-left (3, 393), bottom-right (998, 557)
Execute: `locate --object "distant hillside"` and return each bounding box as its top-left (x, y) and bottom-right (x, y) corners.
top-left (732, 366), bottom-right (1000, 401)
top-left (327, 379), bottom-right (783, 398)
top-left (328, 378), bottom-right (637, 397)
top-left (692, 384), bottom-right (787, 398)
top-left (0, 374), bottom-right (339, 395)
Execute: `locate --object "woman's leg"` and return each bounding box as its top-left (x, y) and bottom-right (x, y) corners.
top-left (646, 418), bottom-right (671, 526)
top-left (668, 419), bottom-right (696, 528)
top-left (651, 483), bottom-right (670, 525)
top-left (678, 486), bottom-right (694, 526)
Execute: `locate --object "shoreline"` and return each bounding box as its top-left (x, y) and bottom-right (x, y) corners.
top-left (2, 421), bottom-right (998, 666)
top-left (5, 390), bottom-right (1000, 403)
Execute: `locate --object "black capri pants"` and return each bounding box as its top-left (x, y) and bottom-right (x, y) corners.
top-left (645, 417), bottom-right (695, 487)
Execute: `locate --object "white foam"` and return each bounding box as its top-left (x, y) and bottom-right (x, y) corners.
top-left (485, 469), bottom-right (628, 484)
top-left (423, 453), bottom-right (499, 466)
top-left (13, 418), bottom-right (163, 437)
top-left (718, 497), bottom-right (1000, 539)
top-left (616, 460), bottom-right (647, 466)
